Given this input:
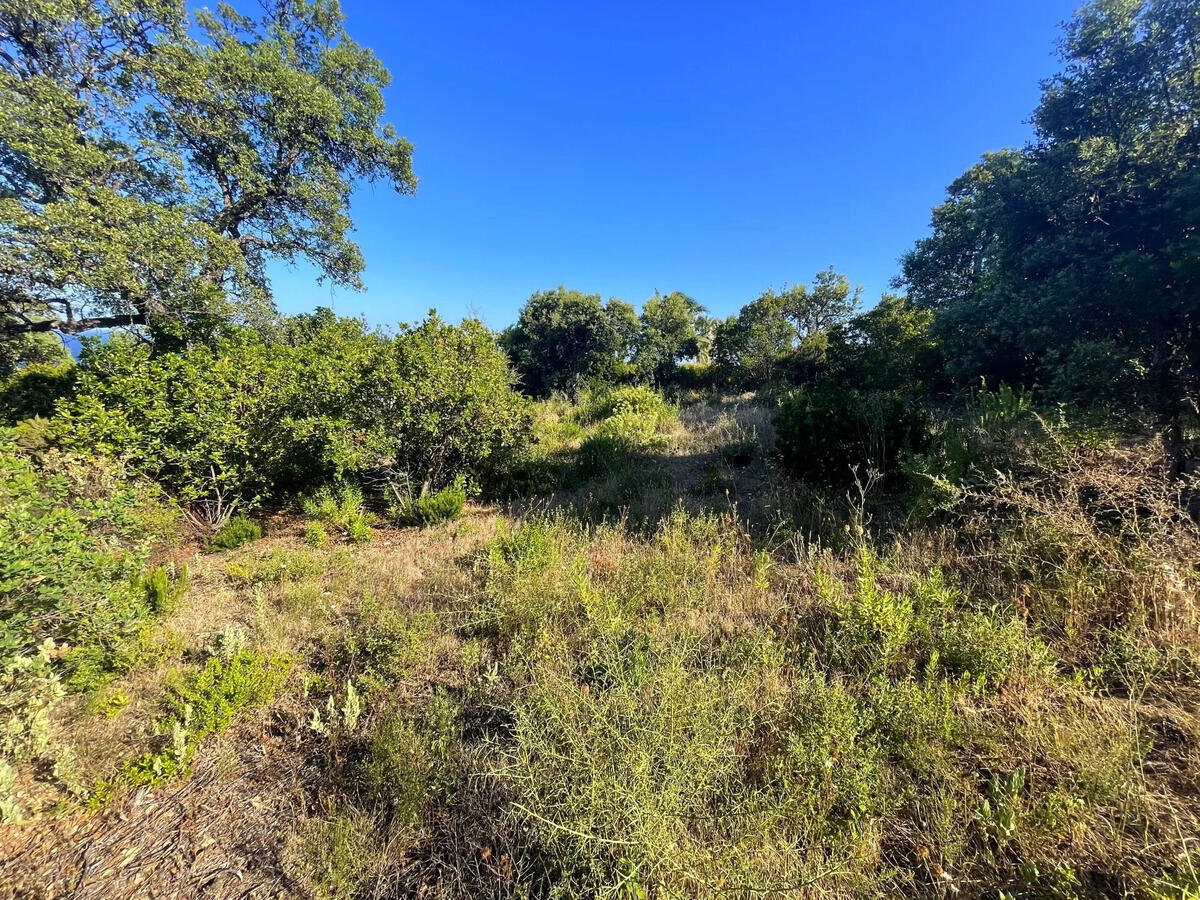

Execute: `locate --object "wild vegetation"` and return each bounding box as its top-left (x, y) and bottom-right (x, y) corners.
top-left (1, 0), bottom-right (1198, 898)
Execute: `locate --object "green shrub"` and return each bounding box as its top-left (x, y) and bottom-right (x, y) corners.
top-left (903, 382), bottom-right (1037, 516)
top-left (207, 515), bottom-right (263, 550)
top-left (288, 807), bottom-right (381, 900)
top-left (303, 483), bottom-right (373, 542)
top-left (304, 521), bottom-right (330, 548)
top-left (692, 462), bottom-right (732, 497)
top-left (139, 564), bottom-right (189, 614)
top-left (344, 515), bottom-right (372, 544)
top-left (123, 648), bottom-right (290, 787)
top-left (0, 432), bottom-right (181, 679)
top-left (56, 313), bottom-right (532, 517)
top-left (577, 385), bottom-right (676, 428)
top-left (0, 641), bottom-right (69, 821)
top-left (817, 549), bottom-right (1046, 691)
top-left (501, 288), bottom-right (629, 396)
top-left (359, 692), bottom-right (460, 825)
top-left (336, 597), bottom-right (439, 692)
top-left (390, 479), bottom-right (466, 527)
top-left (672, 362), bottom-right (719, 392)
top-left (570, 388), bottom-right (678, 481)
top-left (575, 433), bottom-right (631, 479)
top-left (164, 649), bottom-right (289, 739)
top-left (1, 641), bottom-right (63, 764)
top-left (774, 385), bottom-right (929, 483)
top-left (750, 673), bottom-right (885, 833)
top-left (718, 437), bottom-right (757, 467)
top-left (0, 363), bottom-right (76, 425)
top-left (824, 293), bottom-right (946, 396)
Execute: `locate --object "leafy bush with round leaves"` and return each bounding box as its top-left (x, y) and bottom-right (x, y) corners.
top-left (0, 429), bottom-right (181, 682)
top-left (56, 312), bottom-right (532, 512)
top-left (0, 363), bottom-right (77, 425)
top-left (774, 386), bottom-right (929, 484)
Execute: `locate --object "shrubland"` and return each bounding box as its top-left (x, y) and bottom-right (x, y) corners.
top-left (1, 0), bottom-right (1199, 897)
top-left (50, 311), bottom-right (530, 523)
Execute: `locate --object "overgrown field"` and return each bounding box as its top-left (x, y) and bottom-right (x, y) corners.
top-left (2, 388), bottom-right (1198, 900)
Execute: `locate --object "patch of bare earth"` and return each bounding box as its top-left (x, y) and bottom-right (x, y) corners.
top-left (0, 724), bottom-right (308, 900)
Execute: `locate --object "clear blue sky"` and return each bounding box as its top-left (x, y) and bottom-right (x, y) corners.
top-left (268, 0), bottom-right (1081, 331)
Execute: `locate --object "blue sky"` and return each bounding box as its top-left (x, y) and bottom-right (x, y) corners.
top-left (268, 0), bottom-right (1081, 331)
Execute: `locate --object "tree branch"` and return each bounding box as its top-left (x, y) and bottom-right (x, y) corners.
top-left (3, 313), bottom-right (146, 337)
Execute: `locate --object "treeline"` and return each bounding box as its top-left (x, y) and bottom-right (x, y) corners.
top-left (497, 267), bottom-right (936, 401)
top-left (499, 0), bottom-right (1199, 471)
top-left (4, 312), bottom-right (532, 521)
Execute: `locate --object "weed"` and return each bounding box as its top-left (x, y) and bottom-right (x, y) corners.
top-left (287, 806), bottom-right (381, 900)
top-left (692, 462), bottom-right (733, 497)
top-left (87, 688), bottom-right (130, 719)
top-left (302, 482), bottom-right (374, 543)
top-left (391, 478), bottom-right (466, 527)
top-left (304, 521), bottom-right (330, 547)
top-left (337, 595), bottom-right (438, 693)
top-left (207, 515), bottom-right (263, 551)
top-left (976, 768), bottom-right (1025, 846)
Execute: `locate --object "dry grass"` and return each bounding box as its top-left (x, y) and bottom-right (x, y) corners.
top-left (4, 396), bottom-right (1200, 899)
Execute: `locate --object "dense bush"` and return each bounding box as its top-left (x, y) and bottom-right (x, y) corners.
top-left (575, 385), bottom-right (674, 426)
top-left (56, 312), bottom-right (532, 517)
top-left (0, 334), bottom-right (72, 382)
top-left (0, 430), bottom-right (181, 672)
top-left (365, 315), bottom-right (533, 494)
top-left (56, 330), bottom-right (327, 516)
top-left (711, 269), bottom-right (860, 388)
top-left (1, 430), bottom-right (184, 819)
top-left (632, 291), bottom-right (707, 384)
top-left (902, 382), bottom-right (1035, 515)
top-left (573, 386), bottom-right (677, 479)
top-left (207, 515), bottom-right (263, 551)
top-left (774, 385), bottom-right (929, 483)
top-left (897, 0), bottom-right (1200, 461)
top-left (390, 479), bottom-right (466, 527)
top-left (825, 294), bottom-right (946, 395)
top-left (500, 288), bottom-right (627, 395)
top-left (0, 362), bottom-right (77, 425)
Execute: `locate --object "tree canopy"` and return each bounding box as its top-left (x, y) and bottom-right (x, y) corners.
top-left (898, 0), bottom-right (1200, 452)
top-left (0, 0), bottom-right (414, 344)
top-left (500, 288), bottom-right (622, 396)
top-left (633, 291), bottom-right (706, 384)
top-left (712, 268), bottom-right (862, 385)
